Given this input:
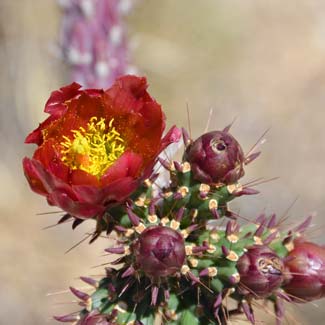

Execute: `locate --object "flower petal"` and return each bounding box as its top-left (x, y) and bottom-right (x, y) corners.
top-left (22, 157), bottom-right (48, 195)
top-left (48, 190), bottom-right (104, 218)
top-left (101, 151), bottom-right (143, 185)
top-left (45, 82), bottom-right (82, 117)
top-left (160, 125), bottom-right (182, 151)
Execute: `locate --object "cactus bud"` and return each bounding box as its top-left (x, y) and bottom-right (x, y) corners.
top-left (183, 131), bottom-right (245, 184)
top-left (237, 246), bottom-right (284, 298)
top-left (133, 226), bottom-right (186, 278)
top-left (283, 240), bottom-right (325, 302)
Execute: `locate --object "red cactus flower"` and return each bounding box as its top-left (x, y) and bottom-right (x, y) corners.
top-left (23, 75), bottom-right (180, 218)
top-left (133, 226), bottom-right (186, 278)
top-left (237, 245), bottom-right (284, 298)
top-left (183, 130), bottom-right (245, 185)
top-left (283, 239), bottom-right (325, 302)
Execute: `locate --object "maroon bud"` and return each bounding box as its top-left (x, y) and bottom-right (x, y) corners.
top-left (283, 239), bottom-right (325, 302)
top-left (237, 246), bottom-right (284, 298)
top-left (183, 131), bottom-right (245, 184)
top-left (133, 226), bottom-right (186, 278)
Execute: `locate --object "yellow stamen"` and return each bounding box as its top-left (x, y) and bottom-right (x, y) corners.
top-left (60, 117), bottom-right (125, 177)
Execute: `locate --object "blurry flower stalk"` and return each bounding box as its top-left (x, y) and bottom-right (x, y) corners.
top-left (59, 0), bottom-right (137, 88)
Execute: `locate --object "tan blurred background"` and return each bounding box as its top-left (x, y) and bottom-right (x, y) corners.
top-left (1, 0), bottom-right (325, 324)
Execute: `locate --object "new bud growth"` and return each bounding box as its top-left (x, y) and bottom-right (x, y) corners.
top-left (133, 226), bottom-right (186, 278)
top-left (237, 246), bottom-right (284, 298)
top-left (183, 131), bottom-right (245, 184)
top-left (283, 240), bottom-right (325, 302)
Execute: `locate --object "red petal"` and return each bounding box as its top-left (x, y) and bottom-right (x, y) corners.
top-left (45, 82), bottom-right (82, 117)
top-left (25, 115), bottom-right (58, 145)
top-left (160, 125), bottom-right (182, 151)
top-left (106, 75), bottom-right (148, 111)
top-left (70, 169), bottom-right (100, 187)
top-left (72, 185), bottom-right (104, 205)
top-left (101, 151), bottom-right (143, 185)
top-left (33, 140), bottom-right (69, 183)
top-left (48, 190), bottom-right (104, 219)
top-left (22, 157), bottom-right (48, 195)
top-left (102, 177), bottom-right (139, 204)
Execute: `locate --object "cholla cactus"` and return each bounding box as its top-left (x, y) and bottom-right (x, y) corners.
top-left (24, 75), bottom-right (325, 324)
top-left (59, 0), bottom-right (136, 88)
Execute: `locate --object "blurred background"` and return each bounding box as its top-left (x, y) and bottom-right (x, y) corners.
top-left (1, 0), bottom-right (325, 323)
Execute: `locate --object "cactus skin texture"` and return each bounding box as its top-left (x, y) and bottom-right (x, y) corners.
top-left (53, 128), bottom-right (323, 324)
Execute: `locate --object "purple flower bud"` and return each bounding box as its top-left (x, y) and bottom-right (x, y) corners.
top-left (283, 240), bottom-right (325, 302)
top-left (183, 131), bottom-right (245, 184)
top-left (237, 246), bottom-right (284, 298)
top-left (133, 226), bottom-right (186, 278)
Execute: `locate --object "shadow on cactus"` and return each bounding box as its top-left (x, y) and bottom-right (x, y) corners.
top-left (23, 75), bottom-right (325, 324)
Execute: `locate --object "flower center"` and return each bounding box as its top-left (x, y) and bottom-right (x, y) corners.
top-left (60, 117), bottom-right (125, 177)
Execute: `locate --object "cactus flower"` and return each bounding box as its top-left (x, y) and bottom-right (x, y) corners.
top-left (283, 239), bottom-right (325, 302)
top-left (23, 75), bottom-right (180, 218)
top-left (183, 130), bottom-right (245, 184)
top-left (133, 226), bottom-right (186, 278)
top-left (237, 245), bottom-right (284, 298)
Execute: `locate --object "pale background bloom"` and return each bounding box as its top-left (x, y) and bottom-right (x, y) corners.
top-left (1, 0), bottom-right (325, 324)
